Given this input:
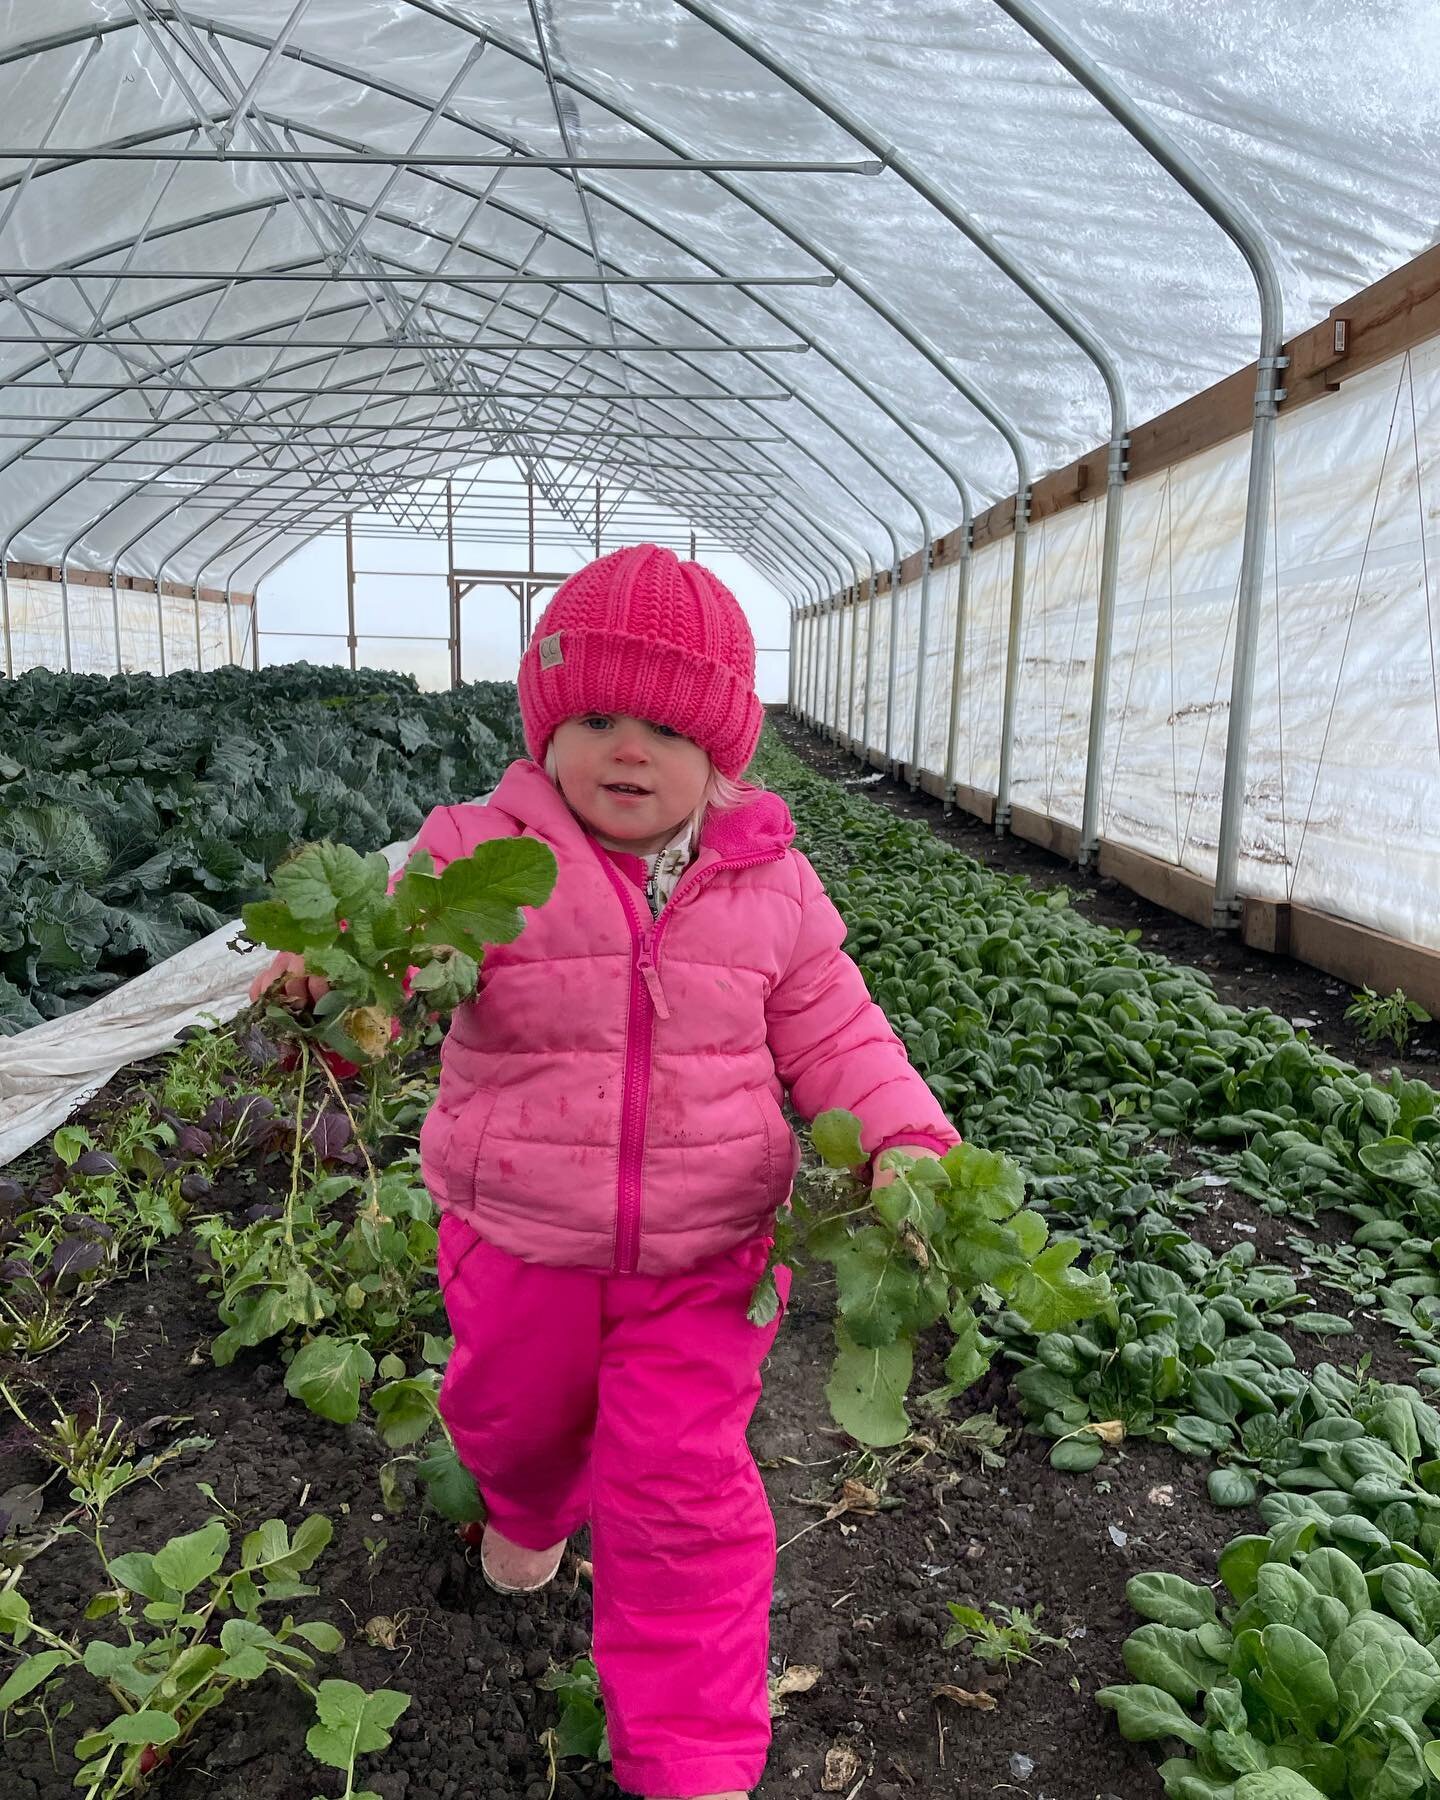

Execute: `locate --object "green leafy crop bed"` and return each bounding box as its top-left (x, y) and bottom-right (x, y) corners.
top-left (2, 702), bottom-right (1440, 1800)
top-left (0, 664), bottom-right (522, 1033)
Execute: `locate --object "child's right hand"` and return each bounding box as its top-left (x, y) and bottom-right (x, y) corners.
top-left (247, 950), bottom-right (331, 1011)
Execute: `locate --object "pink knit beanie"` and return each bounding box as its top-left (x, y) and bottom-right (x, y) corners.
top-left (517, 543), bottom-right (764, 779)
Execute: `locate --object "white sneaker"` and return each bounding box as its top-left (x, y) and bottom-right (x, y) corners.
top-left (477, 1523), bottom-right (566, 1594)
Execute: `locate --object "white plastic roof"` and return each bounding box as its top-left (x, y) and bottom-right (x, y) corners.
top-left (0, 0), bottom-right (1435, 603)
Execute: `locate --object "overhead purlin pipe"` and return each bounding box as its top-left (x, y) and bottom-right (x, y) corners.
top-left (129, 21), bottom-right (897, 644)
top-left (395, 0), bottom-right (991, 772)
top-left (4, 228), bottom-right (861, 691)
top-left (0, 20), bottom-right (897, 712)
top-left (0, 77), bottom-right (881, 685)
top-left (62, 160), bottom-right (905, 704)
top-left (992, 0), bottom-right (1285, 923)
top-left (0, 27), bottom-right (888, 682)
top-left (673, 0), bottom-right (1130, 834)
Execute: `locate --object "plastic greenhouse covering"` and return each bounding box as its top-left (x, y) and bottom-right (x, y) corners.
top-left (0, 2), bottom-right (1438, 952)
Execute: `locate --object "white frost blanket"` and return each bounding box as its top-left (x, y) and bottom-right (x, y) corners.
top-left (0, 827), bottom-right (425, 1168)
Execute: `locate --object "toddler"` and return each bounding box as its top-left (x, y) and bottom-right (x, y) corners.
top-left (255, 543), bottom-right (957, 1799)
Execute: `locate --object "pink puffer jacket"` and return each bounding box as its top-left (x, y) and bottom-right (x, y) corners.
top-left (412, 759), bottom-right (958, 1276)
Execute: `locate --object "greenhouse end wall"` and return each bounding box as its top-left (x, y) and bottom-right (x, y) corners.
top-left (813, 331), bottom-right (1440, 960)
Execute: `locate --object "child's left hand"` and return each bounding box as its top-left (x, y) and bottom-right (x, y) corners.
top-left (871, 1145), bottom-right (945, 1191)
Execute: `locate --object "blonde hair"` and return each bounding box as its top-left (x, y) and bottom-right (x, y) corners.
top-left (543, 737), bottom-right (756, 840)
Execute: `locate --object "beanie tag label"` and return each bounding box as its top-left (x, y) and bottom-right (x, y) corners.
top-left (539, 632), bottom-right (564, 669)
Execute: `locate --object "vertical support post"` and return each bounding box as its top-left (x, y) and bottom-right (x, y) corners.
top-left (155, 578), bottom-right (166, 678)
top-left (225, 590), bottom-right (235, 666)
top-left (1080, 437), bottom-right (1130, 863)
top-left (60, 568), bottom-right (74, 672)
top-left (1213, 365), bottom-right (1284, 922)
top-left (344, 514), bottom-right (358, 671)
top-left (942, 527), bottom-right (975, 807)
top-left (251, 589), bottom-right (260, 671)
top-left (909, 545), bottom-right (936, 785)
top-left (995, 489), bottom-right (1032, 831)
top-left (884, 559), bottom-right (901, 771)
top-left (862, 573), bottom-right (879, 760)
top-left (832, 589), bottom-right (847, 743)
top-left (689, 528), bottom-right (697, 561)
top-left (446, 479), bottom-right (458, 690)
top-left (812, 601), bottom-right (825, 729)
top-left (1, 564), bottom-right (12, 677)
top-left (110, 570), bottom-right (122, 673)
top-left (847, 573), bottom-right (865, 753)
top-left (193, 581), bottom-right (203, 670)
top-left (820, 597), bottom-right (831, 738)
top-left (787, 608), bottom-right (797, 713)
top-left (594, 482), bottom-right (601, 557)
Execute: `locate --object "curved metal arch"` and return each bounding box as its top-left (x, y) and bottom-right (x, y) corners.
top-left (670, 0), bottom-right (1132, 818)
top-left (0, 10), bottom-right (986, 698)
top-left (989, 0), bottom-right (1284, 922)
top-left (100, 12), bottom-right (991, 668)
top-left (0, 12), bottom-right (968, 617)
top-left (194, 9), bottom-right (982, 568)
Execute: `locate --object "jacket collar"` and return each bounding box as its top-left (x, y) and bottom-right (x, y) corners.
top-left (489, 757), bottom-right (795, 864)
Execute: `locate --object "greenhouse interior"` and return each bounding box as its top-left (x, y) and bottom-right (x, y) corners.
top-left (3, 5), bottom-right (1440, 1800)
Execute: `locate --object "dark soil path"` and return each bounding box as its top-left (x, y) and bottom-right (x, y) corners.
top-left (2, 1218), bottom-right (1232, 1800)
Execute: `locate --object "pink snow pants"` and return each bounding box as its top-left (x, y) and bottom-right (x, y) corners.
top-left (436, 1211), bottom-right (792, 1798)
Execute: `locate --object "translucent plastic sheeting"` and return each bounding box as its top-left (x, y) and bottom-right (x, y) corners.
top-left (841, 335), bottom-right (1440, 954)
top-left (0, 3), bottom-right (1436, 602)
top-left (1007, 503), bottom-right (1104, 826)
top-left (2, 577), bottom-right (246, 675)
top-left (0, 807), bottom-right (439, 1166)
top-left (914, 560), bottom-right (961, 777)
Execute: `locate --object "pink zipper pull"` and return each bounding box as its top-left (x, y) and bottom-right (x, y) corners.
top-left (637, 933), bottom-right (670, 1020)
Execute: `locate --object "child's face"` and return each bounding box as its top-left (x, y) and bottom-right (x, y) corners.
top-left (550, 714), bottom-right (711, 853)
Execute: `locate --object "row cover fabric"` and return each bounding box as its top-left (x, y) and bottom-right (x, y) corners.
top-left (816, 335), bottom-right (1440, 955)
top-left (0, 2), bottom-right (1435, 598)
top-left (0, 816), bottom-right (421, 1166)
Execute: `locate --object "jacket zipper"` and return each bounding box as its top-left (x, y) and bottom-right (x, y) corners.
top-left (592, 841), bottom-right (783, 1275)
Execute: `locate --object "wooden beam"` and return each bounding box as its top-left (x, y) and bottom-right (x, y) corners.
top-left (1283, 903), bottom-right (1440, 1019)
top-left (1010, 804), bottom-right (1081, 864)
top-left (4, 559), bottom-right (251, 608)
top-left (1095, 838), bottom-right (1215, 930)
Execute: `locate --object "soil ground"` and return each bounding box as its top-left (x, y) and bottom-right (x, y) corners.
top-left (4, 719), bottom-right (1438, 1800)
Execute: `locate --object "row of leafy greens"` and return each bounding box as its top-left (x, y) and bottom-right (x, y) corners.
top-left (0, 663), bottom-right (522, 1032)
